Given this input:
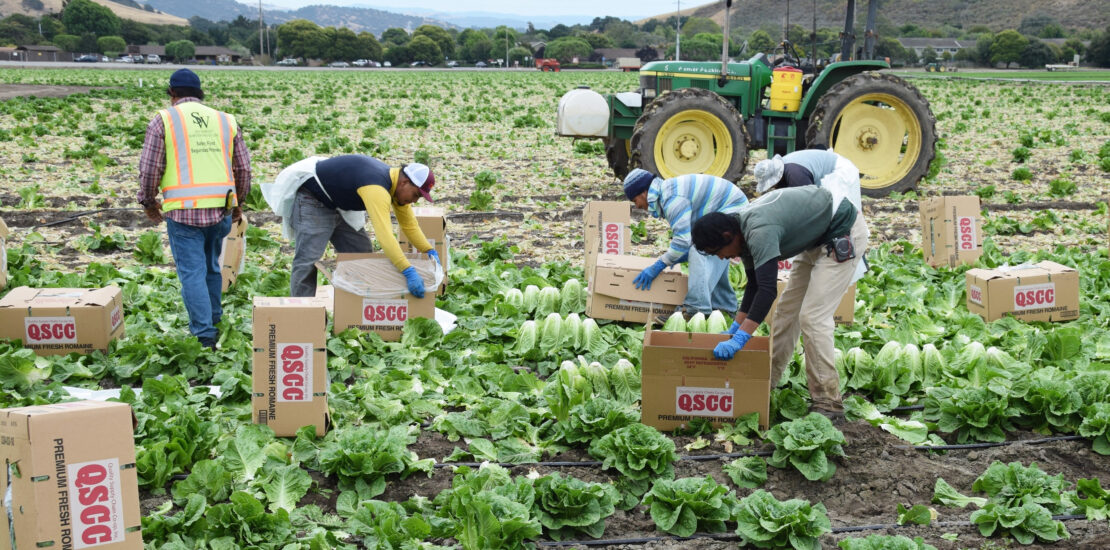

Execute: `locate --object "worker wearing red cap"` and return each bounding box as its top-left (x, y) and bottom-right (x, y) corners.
top-left (283, 155), bottom-right (438, 298)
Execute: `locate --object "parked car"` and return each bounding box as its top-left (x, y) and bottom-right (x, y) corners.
top-left (145, 54), bottom-right (161, 64)
top-left (115, 56), bottom-right (134, 63)
top-left (383, 61), bottom-right (392, 67)
top-left (276, 58), bottom-right (298, 66)
top-left (410, 60), bottom-right (428, 67)
top-left (446, 60), bottom-right (459, 67)
top-left (372, 61), bottom-right (382, 67)
top-left (475, 61), bottom-right (487, 68)
top-left (328, 61), bottom-right (351, 68)
top-left (75, 54), bottom-right (99, 62)
top-left (352, 59), bottom-right (369, 67)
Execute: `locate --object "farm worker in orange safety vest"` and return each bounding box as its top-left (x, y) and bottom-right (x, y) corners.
top-left (137, 68), bottom-right (252, 350)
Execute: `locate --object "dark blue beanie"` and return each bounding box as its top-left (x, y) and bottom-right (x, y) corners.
top-left (623, 168), bottom-right (655, 200)
top-left (169, 69), bottom-right (201, 89)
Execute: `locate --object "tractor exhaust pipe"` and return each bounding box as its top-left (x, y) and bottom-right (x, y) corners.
top-left (719, 0), bottom-right (732, 87)
top-left (840, 0), bottom-right (856, 61)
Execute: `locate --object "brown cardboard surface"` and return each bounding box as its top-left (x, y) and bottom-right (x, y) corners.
top-left (0, 287), bottom-right (125, 356)
top-left (920, 196), bottom-right (982, 267)
top-left (583, 201), bottom-right (632, 283)
top-left (0, 216), bottom-right (9, 291)
top-left (641, 330), bottom-right (771, 431)
top-left (252, 297), bottom-right (330, 436)
top-left (591, 255), bottom-right (687, 304)
top-left (585, 291), bottom-right (678, 324)
top-left (219, 215), bottom-right (248, 292)
top-left (765, 270), bottom-right (855, 327)
top-left (317, 253), bottom-right (436, 340)
top-left (398, 207), bottom-right (448, 295)
top-left (0, 400), bottom-right (142, 550)
top-left (314, 285), bottom-right (335, 314)
top-left (965, 261), bottom-right (1080, 323)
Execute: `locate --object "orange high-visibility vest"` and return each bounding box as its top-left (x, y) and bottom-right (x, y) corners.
top-left (158, 102), bottom-right (238, 212)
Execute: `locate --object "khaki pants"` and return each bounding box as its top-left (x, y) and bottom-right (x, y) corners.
top-left (769, 215), bottom-right (869, 410)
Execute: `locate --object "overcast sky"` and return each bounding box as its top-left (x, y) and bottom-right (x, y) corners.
top-left (259, 0), bottom-right (687, 19)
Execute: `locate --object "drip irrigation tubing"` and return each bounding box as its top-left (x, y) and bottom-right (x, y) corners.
top-left (30, 207), bottom-right (142, 229)
top-left (896, 435), bottom-right (1086, 451)
top-left (430, 450), bottom-right (774, 469)
top-left (534, 515), bottom-right (1089, 547)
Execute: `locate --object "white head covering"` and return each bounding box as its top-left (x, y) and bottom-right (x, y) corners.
top-left (754, 155), bottom-right (785, 194)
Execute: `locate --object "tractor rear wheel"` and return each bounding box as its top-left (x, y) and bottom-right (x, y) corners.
top-left (806, 72), bottom-right (936, 197)
top-left (604, 138), bottom-right (631, 179)
top-left (630, 88), bottom-right (748, 181)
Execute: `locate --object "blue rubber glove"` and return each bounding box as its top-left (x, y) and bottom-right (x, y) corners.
top-left (713, 329), bottom-right (752, 360)
top-left (426, 249), bottom-right (440, 266)
top-left (721, 321), bottom-right (741, 335)
top-left (633, 260), bottom-right (667, 290)
top-left (402, 266), bottom-right (426, 298)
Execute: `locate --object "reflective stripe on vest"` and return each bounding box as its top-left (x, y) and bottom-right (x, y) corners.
top-left (159, 103), bottom-right (238, 211)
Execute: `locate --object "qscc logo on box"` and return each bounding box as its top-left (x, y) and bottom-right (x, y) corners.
top-left (67, 458), bottom-right (125, 549)
top-left (778, 258), bottom-right (794, 271)
top-left (603, 223), bottom-right (624, 255)
top-left (24, 316), bottom-right (77, 344)
top-left (277, 343), bottom-right (313, 402)
top-left (968, 285), bottom-right (983, 305)
top-left (957, 217), bottom-right (977, 250)
top-left (675, 386), bottom-right (734, 418)
top-left (109, 306), bottom-right (123, 330)
top-left (362, 299), bottom-right (408, 326)
top-left (1014, 283), bottom-right (1055, 310)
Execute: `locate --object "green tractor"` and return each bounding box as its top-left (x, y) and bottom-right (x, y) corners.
top-left (555, 0), bottom-right (937, 197)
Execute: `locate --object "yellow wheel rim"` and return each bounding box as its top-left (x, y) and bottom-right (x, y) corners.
top-left (828, 92), bottom-right (922, 191)
top-left (653, 110), bottom-right (733, 179)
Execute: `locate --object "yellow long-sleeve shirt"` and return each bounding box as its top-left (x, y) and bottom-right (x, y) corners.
top-left (356, 168), bottom-right (434, 271)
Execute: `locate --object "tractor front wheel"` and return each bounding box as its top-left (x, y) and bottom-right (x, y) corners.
top-left (806, 72), bottom-right (936, 197)
top-left (604, 138), bottom-right (631, 180)
top-left (630, 88), bottom-right (748, 182)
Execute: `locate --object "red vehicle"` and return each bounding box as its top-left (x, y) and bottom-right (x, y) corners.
top-left (535, 58), bottom-right (561, 72)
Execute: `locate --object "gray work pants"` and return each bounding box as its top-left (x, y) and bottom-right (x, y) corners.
top-left (289, 186), bottom-right (373, 297)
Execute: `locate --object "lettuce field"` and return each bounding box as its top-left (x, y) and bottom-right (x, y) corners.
top-left (1, 67), bottom-right (1109, 549)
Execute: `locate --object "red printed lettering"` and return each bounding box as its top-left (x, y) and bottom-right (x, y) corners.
top-left (277, 343), bottom-right (313, 403)
top-left (360, 299), bottom-right (409, 326)
top-left (1013, 283), bottom-right (1055, 311)
top-left (957, 217), bottom-right (977, 251)
top-left (603, 223), bottom-right (624, 255)
top-left (675, 387), bottom-right (735, 418)
top-left (67, 458), bottom-right (124, 548)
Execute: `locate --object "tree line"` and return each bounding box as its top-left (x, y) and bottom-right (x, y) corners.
top-left (1, 0), bottom-right (1108, 68)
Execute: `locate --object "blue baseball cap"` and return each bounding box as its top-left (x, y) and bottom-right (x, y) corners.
top-left (623, 168), bottom-right (655, 200)
top-left (169, 69), bottom-right (201, 89)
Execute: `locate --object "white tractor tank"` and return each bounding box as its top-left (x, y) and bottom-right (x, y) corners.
top-left (555, 87), bottom-right (610, 138)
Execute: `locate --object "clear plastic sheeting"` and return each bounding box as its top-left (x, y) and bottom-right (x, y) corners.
top-left (332, 257), bottom-right (444, 298)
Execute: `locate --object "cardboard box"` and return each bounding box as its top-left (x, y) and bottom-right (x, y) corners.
top-left (640, 329), bottom-right (771, 431)
top-left (920, 196), bottom-right (982, 267)
top-left (765, 268), bottom-right (855, 327)
top-left (0, 287), bottom-right (125, 356)
top-left (252, 297), bottom-right (329, 437)
top-left (586, 255), bottom-right (686, 323)
top-left (317, 253), bottom-right (436, 340)
top-left (398, 207), bottom-right (449, 295)
top-left (583, 201), bottom-right (632, 284)
top-left (219, 216), bottom-right (248, 292)
top-left (0, 400), bottom-right (142, 550)
top-left (0, 216), bottom-right (9, 291)
top-left (314, 285), bottom-right (334, 314)
top-left (965, 261), bottom-right (1080, 323)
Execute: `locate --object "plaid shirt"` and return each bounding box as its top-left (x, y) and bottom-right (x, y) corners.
top-left (138, 97), bottom-right (252, 227)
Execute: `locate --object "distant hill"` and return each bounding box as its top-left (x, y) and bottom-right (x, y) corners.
top-left (0, 0), bottom-right (187, 26)
top-left (139, 0), bottom-right (453, 33)
top-left (641, 0), bottom-right (1110, 35)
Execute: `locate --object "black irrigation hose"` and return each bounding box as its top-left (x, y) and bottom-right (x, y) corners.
top-left (431, 450), bottom-right (774, 469)
top-left (535, 515), bottom-right (1090, 547)
top-left (896, 435), bottom-right (1086, 451)
top-left (29, 207), bottom-right (142, 229)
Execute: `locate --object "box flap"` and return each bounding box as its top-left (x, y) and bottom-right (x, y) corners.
top-left (592, 255), bottom-right (686, 305)
top-left (0, 216), bottom-right (9, 239)
top-left (0, 287), bottom-right (119, 309)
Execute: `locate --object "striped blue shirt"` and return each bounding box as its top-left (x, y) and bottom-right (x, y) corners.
top-left (647, 174), bottom-right (749, 265)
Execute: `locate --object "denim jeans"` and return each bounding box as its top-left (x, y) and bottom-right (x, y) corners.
top-left (289, 186), bottom-right (373, 297)
top-left (683, 250), bottom-right (737, 315)
top-left (165, 216), bottom-right (232, 343)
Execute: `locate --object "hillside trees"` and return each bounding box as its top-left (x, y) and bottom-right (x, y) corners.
top-left (413, 24), bottom-right (453, 58)
top-left (545, 36), bottom-right (592, 63)
top-left (62, 0), bottom-right (120, 37)
top-left (165, 39), bottom-right (196, 62)
top-left (458, 30), bottom-right (493, 63)
top-left (408, 34), bottom-right (442, 64)
top-left (277, 19), bottom-right (328, 59)
top-left (96, 35), bottom-right (126, 56)
top-left (990, 30), bottom-right (1028, 68)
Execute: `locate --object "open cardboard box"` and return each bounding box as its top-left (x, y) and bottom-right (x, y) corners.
top-left (586, 255), bottom-right (685, 323)
top-left (641, 327), bottom-right (771, 431)
top-left (398, 206), bottom-right (449, 295)
top-left (583, 201), bottom-right (632, 285)
top-left (315, 253), bottom-right (436, 340)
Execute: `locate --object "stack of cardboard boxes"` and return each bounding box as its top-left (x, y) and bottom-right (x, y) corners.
top-left (582, 202), bottom-right (687, 323)
top-left (0, 400), bottom-right (143, 549)
top-left (919, 195), bottom-right (1081, 323)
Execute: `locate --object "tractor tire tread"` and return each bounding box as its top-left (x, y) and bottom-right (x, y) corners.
top-left (630, 88), bottom-right (749, 183)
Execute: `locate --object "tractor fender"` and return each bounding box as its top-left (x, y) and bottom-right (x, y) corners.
top-left (556, 87), bottom-right (610, 137)
top-left (797, 60), bottom-right (889, 120)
